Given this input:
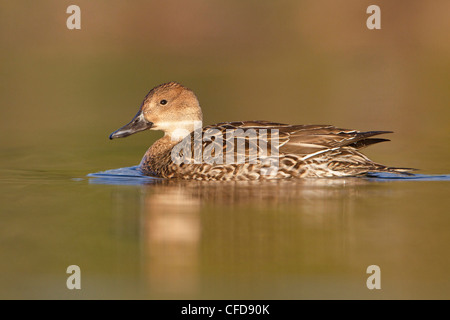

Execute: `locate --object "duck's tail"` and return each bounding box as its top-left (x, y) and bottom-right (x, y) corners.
top-left (373, 165), bottom-right (418, 176)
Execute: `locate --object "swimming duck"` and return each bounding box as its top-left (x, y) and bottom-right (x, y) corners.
top-left (110, 82), bottom-right (413, 180)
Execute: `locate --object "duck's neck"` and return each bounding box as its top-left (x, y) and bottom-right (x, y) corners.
top-left (139, 133), bottom-right (186, 176)
top-left (139, 119), bottom-right (203, 176)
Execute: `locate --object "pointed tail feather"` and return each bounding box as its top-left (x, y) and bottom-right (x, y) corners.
top-left (377, 165), bottom-right (418, 175)
top-left (349, 138), bottom-right (390, 149)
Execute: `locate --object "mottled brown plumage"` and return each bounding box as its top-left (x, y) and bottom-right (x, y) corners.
top-left (110, 82), bottom-right (414, 180)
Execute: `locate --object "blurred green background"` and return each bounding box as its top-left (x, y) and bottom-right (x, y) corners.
top-left (0, 0), bottom-right (449, 299)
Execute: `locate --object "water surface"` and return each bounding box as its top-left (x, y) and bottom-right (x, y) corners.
top-left (2, 161), bottom-right (449, 299)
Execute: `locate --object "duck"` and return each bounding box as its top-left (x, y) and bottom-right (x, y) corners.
top-left (109, 82), bottom-right (414, 180)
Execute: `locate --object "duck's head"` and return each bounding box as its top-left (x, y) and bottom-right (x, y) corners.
top-left (109, 82), bottom-right (203, 141)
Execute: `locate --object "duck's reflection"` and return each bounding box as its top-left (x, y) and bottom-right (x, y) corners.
top-left (143, 185), bottom-right (201, 296)
top-left (148, 177), bottom-right (371, 203)
top-left (108, 177), bottom-right (379, 297)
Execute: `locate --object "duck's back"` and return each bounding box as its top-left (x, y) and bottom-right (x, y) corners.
top-left (140, 121), bottom-right (413, 180)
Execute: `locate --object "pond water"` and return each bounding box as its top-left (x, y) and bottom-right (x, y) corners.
top-left (1, 158), bottom-right (449, 299)
top-left (1, 0), bottom-right (449, 300)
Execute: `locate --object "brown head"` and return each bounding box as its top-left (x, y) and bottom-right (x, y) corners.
top-left (109, 82), bottom-right (203, 142)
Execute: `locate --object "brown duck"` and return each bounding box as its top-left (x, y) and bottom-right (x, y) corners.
top-left (110, 82), bottom-right (413, 180)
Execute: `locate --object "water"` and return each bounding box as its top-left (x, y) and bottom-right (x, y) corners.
top-left (1, 0), bottom-right (450, 300)
top-left (4, 163), bottom-right (449, 299)
top-left (86, 169), bottom-right (450, 299)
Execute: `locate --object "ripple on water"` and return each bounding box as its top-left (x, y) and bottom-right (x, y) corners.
top-left (87, 166), bottom-right (162, 185)
top-left (87, 166), bottom-right (450, 186)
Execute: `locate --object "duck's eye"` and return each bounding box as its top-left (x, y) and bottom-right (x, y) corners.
top-left (160, 99), bottom-right (168, 105)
